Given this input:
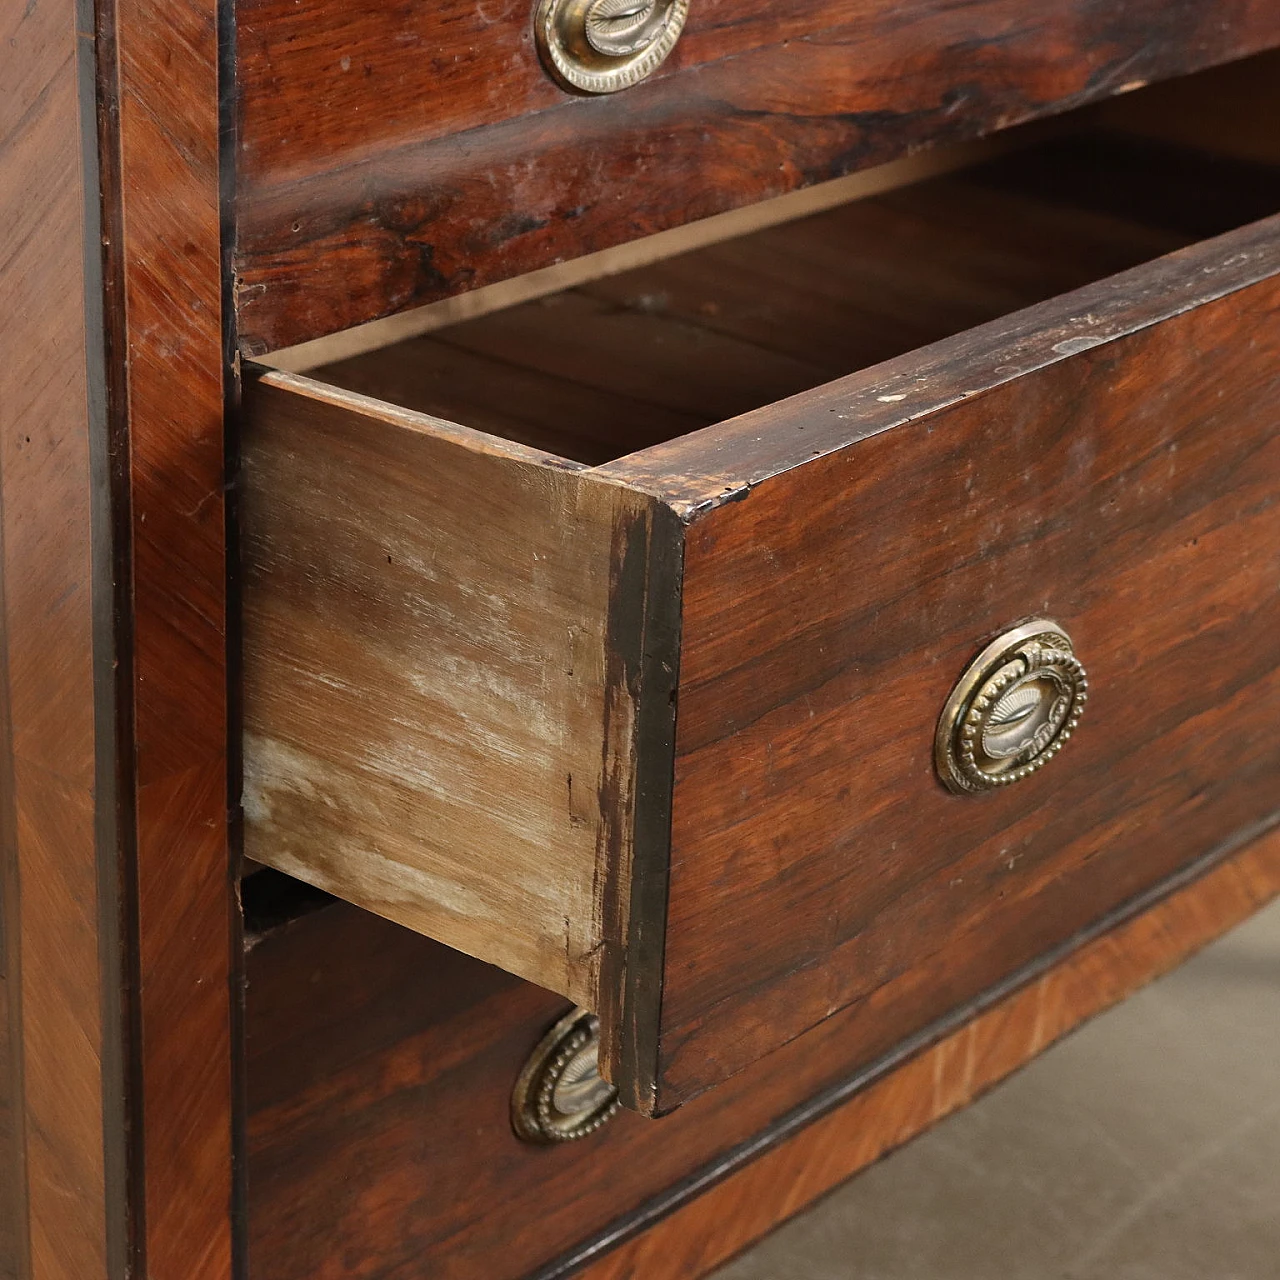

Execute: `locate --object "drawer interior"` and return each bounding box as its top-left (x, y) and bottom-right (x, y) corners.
top-left (283, 128), bottom-right (1279, 468)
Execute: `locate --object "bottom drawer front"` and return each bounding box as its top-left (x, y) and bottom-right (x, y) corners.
top-left (246, 842), bottom-right (1280, 1280)
top-left (648, 241), bottom-right (1280, 1101)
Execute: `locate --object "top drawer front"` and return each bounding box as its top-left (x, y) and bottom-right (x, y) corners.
top-left (233, 1), bottom-right (1280, 352)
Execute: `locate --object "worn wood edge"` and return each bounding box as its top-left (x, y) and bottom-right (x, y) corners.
top-left (258, 136), bottom-right (1018, 369)
top-left (218, 0), bottom-right (248, 1264)
top-left (595, 212), bottom-right (1280, 515)
top-left (241, 368), bottom-right (692, 1070)
top-left (82, 0), bottom-right (133, 1269)
top-left (537, 817), bottom-right (1280, 1279)
top-left (250, 366), bottom-right (588, 472)
top-left (598, 501), bottom-right (684, 1113)
top-left (234, 16), bottom-right (1280, 353)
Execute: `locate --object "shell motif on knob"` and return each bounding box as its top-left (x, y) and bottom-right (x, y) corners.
top-left (535, 0), bottom-right (689, 94)
top-left (936, 620), bottom-right (1088, 795)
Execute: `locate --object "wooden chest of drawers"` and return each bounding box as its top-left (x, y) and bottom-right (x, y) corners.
top-left (3, 4), bottom-right (1279, 1278)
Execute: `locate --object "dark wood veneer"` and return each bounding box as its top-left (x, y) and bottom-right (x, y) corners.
top-left (233, 4), bottom-right (1280, 351)
top-left (245, 830), bottom-right (1280, 1280)
top-left (3, 0), bottom-right (1279, 1275)
top-left (241, 112), bottom-right (1280, 1116)
top-left (606, 216), bottom-right (1280, 1106)
top-left (109, 0), bottom-right (238, 1269)
top-left (0, 0), bottom-right (238, 1274)
top-left (1, 0), bottom-right (119, 1271)
top-left (574, 832), bottom-right (1280, 1280)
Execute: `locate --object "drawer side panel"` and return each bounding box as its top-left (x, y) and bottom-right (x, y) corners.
top-left (240, 373), bottom-right (654, 1006)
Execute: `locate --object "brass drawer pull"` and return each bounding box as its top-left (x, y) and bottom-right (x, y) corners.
top-left (936, 620), bottom-right (1088, 795)
top-left (512, 1006), bottom-right (621, 1143)
top-left (535, 0), bottom-right (688, 95)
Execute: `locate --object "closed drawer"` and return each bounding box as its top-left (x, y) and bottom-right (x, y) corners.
top-left (240, 106), bottom-right (1280, 1114)
top-left (231, 0), bottom-right (1280, 352)
top-left (246, 897), bottom-right (873, 1280)
top-left (245, 849), bottom-right (1280, 1280)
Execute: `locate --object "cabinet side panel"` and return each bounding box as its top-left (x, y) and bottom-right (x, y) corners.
top-left (0, 0), bottom-right (114, 1271)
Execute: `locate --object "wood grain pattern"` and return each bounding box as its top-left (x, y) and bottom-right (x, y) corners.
top-left (606, 214), bottom-right (1280, 1109)
top-left (240, 374), bottom-right (671, 1010)
top-left (243, 823), bottom-right (1280, 1280)
top-left (0, 970), bottom-right (13, 1280)
top-left (108, 0), bottom-right (236, 1270)
top-left (0, 535), bottom-right (22, 1280)
top-left (242, 134), bottom-right (1280, 1114)
top-left (0, 0), bottom-right (116, 1271)
top-left (573, 829), bottom-right (1280, 1280)
top-left (233, 3), bottom-right (1280, 351)
top-left (307, 146), bottom-right (1197, 465)
top-left (3, 0), bottom-right (238, 1272)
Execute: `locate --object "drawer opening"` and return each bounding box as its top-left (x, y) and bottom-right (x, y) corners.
top-left (279, 128), bottom-right (1279, 469)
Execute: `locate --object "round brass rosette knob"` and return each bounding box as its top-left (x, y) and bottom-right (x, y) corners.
top-left (512, 1006), bottom-right (621, 1144)
top-left (936, 620), bottom-right (1088, 795)
top-left (535, 0), bottom-right (689, 95)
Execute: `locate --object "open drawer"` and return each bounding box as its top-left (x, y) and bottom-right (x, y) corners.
top-left (241, 106), bottom-right (1280, 1114)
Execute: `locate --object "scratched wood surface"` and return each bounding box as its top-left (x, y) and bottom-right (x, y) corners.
top-left (244, 126), bottom-right (1280, 1110)
top-left (232, 2), bottom-right (1280, 351)
top-left (108, 0), bottom-right (236, 1271)
top-left (240, 374), bottom-right (672, 1011)
top-left (241, 822), bottom-right (1280, 1280)
top-left (243, 134), bottom-right (1175, 1047)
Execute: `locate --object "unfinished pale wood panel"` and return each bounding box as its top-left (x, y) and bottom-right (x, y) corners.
top-left (240, 373), bottom-right (646, 1005)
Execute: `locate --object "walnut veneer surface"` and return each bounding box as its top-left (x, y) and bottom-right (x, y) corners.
top-left (1, 3), bottom-right (1278, 1278)
top-left (242, 122), bottom-right (1280, 1113)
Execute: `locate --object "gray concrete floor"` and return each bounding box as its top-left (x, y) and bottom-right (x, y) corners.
top-left (716, 900), bottom-right (1280, 1280)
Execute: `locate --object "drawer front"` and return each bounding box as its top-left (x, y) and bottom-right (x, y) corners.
top-left (247, 903), bottom-right (839, 1280)
top-left (601, 215), bottom-right (1280, 1106)
top-left (246, 842), bottom-right (1280, 1280)
top-left (232, 1), bottom-right (1280, 352)
top-left (242, 214), bottom-right (1280, 1115)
